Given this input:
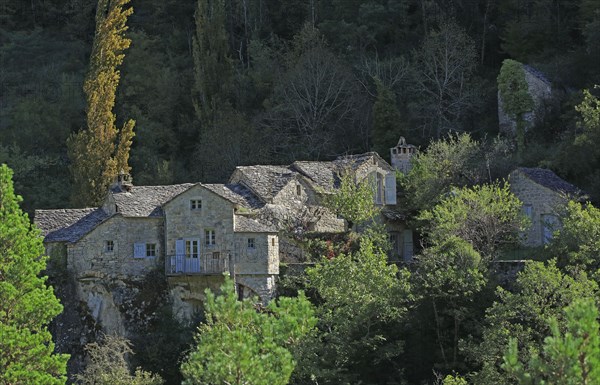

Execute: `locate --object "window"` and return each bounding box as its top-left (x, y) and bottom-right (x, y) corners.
top-left (205, 229), bottom-right (216, 246)
top-left (104, 240), bottom-right (114, 253)
top-left (146, 243), bottom-right (156, 257)
top-left (271, 237), bottom-right (275, 247)
top-left (212, 251), bottom-right (221, 260)
top-left (522, 204), bottom-right (533, 220)
top-left (296, 184), bottom-right (301, 196)
top-left (190, 199), bottom-right (202, 210)
top-left (186, 239), bottom-right (200, 258)
top-left (247, 238), bottom-right (255, 249)
top-left (542, 214), bottom-right (559, 245)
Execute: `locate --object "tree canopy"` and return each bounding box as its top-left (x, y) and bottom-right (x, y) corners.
top-left (0, 164), bottom-right (68, 384)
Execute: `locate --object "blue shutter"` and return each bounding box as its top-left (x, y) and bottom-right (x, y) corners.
top-left (134, 243), bottom-right (146, 258)
top-left (175, 239), bottom-right (185, 257)
top-left (384, 173), bottom-right (397, 205)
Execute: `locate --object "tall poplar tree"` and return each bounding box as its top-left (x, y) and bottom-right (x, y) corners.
top-left (0, 164), bottom-right (68, 384)
top-left (68, 0), bottom-right (135, 207)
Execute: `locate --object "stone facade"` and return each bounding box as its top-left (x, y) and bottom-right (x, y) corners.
top-left (509, 167), bottom-right (582, 247)
top-left (35, 151), bottom-right (403, 331)
top-left (498, 64), bottom-right (557, 136)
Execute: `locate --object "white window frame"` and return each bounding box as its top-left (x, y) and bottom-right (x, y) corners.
top-left (190, 199), bottom-right (202, 210)
top-left (185, 239), bottom-right (200, 258)
top-left (146, 243), bottom-right (157, 257)
top-left (205, 229), bottom-right (216, 247)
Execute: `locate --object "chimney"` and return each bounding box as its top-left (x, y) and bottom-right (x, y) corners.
top-left (111, 170), bottom-right (133, 192)
top-left (390, 137), bottom-right (417, 174)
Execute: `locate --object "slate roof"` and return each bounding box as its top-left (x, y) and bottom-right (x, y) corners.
top-left (203, 183), bottom-right (264, 209)
top-left (234, 215), bottom-right (277, 233)
top-left (34, 208), bottom-right (109, 243)
top-left (112, 183), bottom-right (194, 217)
top-left (291, 152), bottom-right (392, 192)
top-left (516, 167), bottom-right (581, 196)
top-left (523, 65), bottom-right (551, 86)
top-left (231, 165), bottom-right (297, 202)
top-left (290, 161), bottom-right (339, 191)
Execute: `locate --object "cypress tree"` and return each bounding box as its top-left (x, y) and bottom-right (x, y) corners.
top-left (0, 164), bottom-right (68, 384)
top-left (68, 0), bottom-right (135, 207)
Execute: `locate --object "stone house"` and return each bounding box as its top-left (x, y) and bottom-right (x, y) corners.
top-left (509, 167), bottom-right (583, 247)
top-left (35, 150), bottom-right (404, 329)
top-left (498, 63), bottom-right (559, 137)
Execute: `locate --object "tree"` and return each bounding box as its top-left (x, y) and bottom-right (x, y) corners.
top-left (413, 236), bottom-right (486, 370)
top-left (324, 169), bottom-right (380, 230)
top-left (76, 334), bottom-right (162, 385)
top-left (548, 200), bottom-right (600, 279)
top-left (497, 59), bottom-right (534, 155)
top-left (503, 298), bottom-right (600, 385)
top-left (298, 229), bottom-right (413, 384)
top-left (67, 0), bottom-right (135, 207)
top-left (372, 78), bottom-right (405, 157)
top-left (464, 260), bottom-right (598, 385)
top-left (399, 133), bottom-right (488, 213)
top-left (418, 182), bottom-right (527, 260)
top-left (0, 164), bottom-right (68, 384)
top-left (180, 278), bottom-right (316, 385)
top-left (410, 21), bottom-right (480, 138)
top-left (265, 25), bottom-right (366, 161)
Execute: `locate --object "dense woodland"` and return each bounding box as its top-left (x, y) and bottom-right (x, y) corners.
top-left (2, 0), bottom-right (600, 384)
top-left (1, 0), bottom-right (599, 212)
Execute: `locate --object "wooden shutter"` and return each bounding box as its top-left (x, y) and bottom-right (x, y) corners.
top-left (134, 242), bottom-right (146, 258)
top-left (402, 230), bottom-right (413, 262)
top-left (384, 172), bottom-right (397, 205)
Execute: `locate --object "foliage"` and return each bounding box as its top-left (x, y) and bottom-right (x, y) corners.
top-left (419, 182), bottom-right (527, 259)
top-left (372, 78), bottom-right (404, 156)
top-left (399, 133), bottom-right (486, 213)
top-left (464, 260), bottom-right (598, 385)
top-left (180, 277), bottom-right (316, 385)
top-left (67, 0), bottom-right (135, 207)
top-left (410, 21), bottom-right (480, 138)
top-left (298, 228), bottom-right (412, 384)
top-left (75, 334), bottom-right (163, 385)
top-left (548, 201), bottom-right (600, 278)
top-left (497, 59), bottom-right (534, 154)
top-left (503, 298), bottom-right (600, 385)
top-left (323, 169), bottom-right (380, 230)
top-left (0, 164), bottom-right (68, 384)
top-left (413, 236), bottom-right (486, 369)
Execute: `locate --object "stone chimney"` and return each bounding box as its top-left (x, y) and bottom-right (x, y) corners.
top-left (390, 137), bottom-right (417, 174)
top-left (111, 170), bottom-right (133, 192)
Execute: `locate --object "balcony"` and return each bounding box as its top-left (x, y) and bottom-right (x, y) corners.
top-left (166, 251), bottom-right (230, 275)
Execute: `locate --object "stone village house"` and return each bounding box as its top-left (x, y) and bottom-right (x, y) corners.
top-left (508, 167), bottom-right (583, 247)
top-left (35, 141), bottom-right (416, 331)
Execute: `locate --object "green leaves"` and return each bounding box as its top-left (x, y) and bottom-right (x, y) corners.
top-left (181, 278), bottom-right (316, 385)
top-left (503, 298), bottom-right (600, 385)
top-left (68, 0), bottom-right (135, 207)
top-left (0, 164), bottom-right (68, 384)
top-left (419, 183), bottom-right (527, 260)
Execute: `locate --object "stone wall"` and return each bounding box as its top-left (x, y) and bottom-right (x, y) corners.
top-left (509, 171), bottom-right (566, 246)
top-left (164, 185), bottom-right (235, 257)
top-left (234, 232), bottom-right (278, 275)
top-left (67, 216), bottom-right (163, 280)
top-left (498, 65), bottom-right (555, 136)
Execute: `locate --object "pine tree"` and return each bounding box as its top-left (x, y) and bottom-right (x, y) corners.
top-left (0, 164), bottom-right (69, 384)
top-left (192, 0), bottom-right (233, 122)
top-left (372, 78), bottom-right (403, 157)
top-left (68, 0), bottom-right (135, 207)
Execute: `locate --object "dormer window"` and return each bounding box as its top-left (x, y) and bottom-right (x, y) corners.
top-left (190, 199), bottom-right (202, 210)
